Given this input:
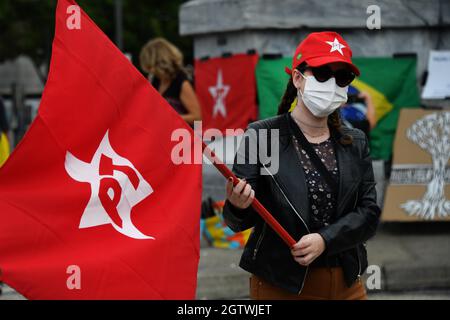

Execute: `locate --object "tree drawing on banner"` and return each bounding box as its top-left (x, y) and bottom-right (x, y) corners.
top-left (401, 112), bottom-right (450, 219)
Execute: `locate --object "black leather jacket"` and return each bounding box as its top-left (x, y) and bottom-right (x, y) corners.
top-left (223, 113), bottom-right (381, 294)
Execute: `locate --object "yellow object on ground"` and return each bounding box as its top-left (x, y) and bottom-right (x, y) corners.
top-left (203, 201), bottom-right (252, 249)
top-left (0, 132), bottom-right (10, 167)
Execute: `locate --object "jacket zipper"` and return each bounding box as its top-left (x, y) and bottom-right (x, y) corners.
top-left (337, 181), bottom-right (361, 217)
top-left (261, 164), bottom-right (310, 234)
top-left (297, 266), bottom-right (309, 295)
top-left (356, 245), bottom-right (362, 282)
top-left (353, 190), bottom-right (362, 282)
top-left (252, 223), bottom-right (267, 260)
top-left (353, 190), bottom-right (359, 211)
top-left (261, 163), bottom-right (310, 294)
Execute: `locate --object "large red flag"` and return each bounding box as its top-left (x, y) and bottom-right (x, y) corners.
top-left (195, 54), bottom-right (258, 134)
top-left (0, 0), bottom-right (201, 299)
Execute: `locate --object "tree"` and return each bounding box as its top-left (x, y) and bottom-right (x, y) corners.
top-left (0, 0), bottom-right (56, 68)
top-left (0, 0), bottom-right (192, 77)
top-left (401, 112), bottom-right (450, 219)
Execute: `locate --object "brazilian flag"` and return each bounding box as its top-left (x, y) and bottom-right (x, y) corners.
top-left (255, 57), bottom-right (421, 160)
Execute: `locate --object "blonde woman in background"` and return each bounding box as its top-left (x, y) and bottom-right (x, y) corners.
top-left (140, 38), bottom-right (201, 125)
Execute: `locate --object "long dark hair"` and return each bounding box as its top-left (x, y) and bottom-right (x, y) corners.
top-left (277, 65), bottom-right (353, 145)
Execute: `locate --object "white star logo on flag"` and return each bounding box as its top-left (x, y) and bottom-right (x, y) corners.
top-left (65, 131), bottom-right (154, 240)
top-left (326, 38), bottom-right (346, 56)
top-left (208, 69), bottom-right (230, 118)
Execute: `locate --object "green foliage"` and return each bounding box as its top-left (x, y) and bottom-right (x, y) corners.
top-left (0, 0), bottom-right (192, 74)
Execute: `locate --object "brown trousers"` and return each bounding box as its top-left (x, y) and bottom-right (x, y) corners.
top-left (250, 267), bottom-right (367, 300)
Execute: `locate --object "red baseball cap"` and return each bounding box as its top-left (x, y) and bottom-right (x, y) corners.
top-left (285, 31), bottom-right (360, 76)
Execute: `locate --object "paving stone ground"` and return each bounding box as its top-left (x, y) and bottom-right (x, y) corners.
top-left (2, 217), bottom-right (449, 300)
top-left (196, 222), bottom-right (450, 299)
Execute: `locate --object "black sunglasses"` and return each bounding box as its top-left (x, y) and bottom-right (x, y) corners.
top-left (301, 65), bottom-right (355, 87)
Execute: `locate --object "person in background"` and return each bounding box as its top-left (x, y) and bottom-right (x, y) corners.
top-left (139, 38), bottom-right (202, 125)
top-left (340, 86), bottom-right (376, 139)
top-left (0, 98), bottom-right (10, 168)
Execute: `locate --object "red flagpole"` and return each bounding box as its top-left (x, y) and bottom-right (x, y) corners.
top-left (202, 142), bottom-right (296, 248)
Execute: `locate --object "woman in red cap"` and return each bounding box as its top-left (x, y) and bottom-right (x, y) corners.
top-left (223, 31), bottom-right (380, 300)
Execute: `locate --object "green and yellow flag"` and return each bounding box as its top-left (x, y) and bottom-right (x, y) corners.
top-left (255, 57), bottom-right (421, 160)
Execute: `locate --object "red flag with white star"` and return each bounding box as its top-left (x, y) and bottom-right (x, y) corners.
top-left (194, 54), bottom-right (258, 134)
top-left (0, 0), bottom-right (201, 299)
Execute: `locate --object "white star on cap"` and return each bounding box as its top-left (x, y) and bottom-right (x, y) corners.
top-left (326, 38), bottom-right (346, 56)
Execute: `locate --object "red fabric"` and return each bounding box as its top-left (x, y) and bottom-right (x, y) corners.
top-left (286, 31), bottom-right (360, 76)
top-left (0, 0), bottom-right (201, 300)
top-left (195, 54), bottom-right (258, 135)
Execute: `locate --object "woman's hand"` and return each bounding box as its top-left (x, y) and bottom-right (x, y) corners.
top-left (226, 178), bottom-right (255, 210)
top-left (291, 233), bottom-right (326, 266)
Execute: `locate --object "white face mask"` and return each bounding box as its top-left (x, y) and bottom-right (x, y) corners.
top-left (298, 73), bottom-right (348, 118)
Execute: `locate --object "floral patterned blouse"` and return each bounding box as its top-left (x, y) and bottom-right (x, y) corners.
top-left (292, 135), bottom-right (339, 232)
